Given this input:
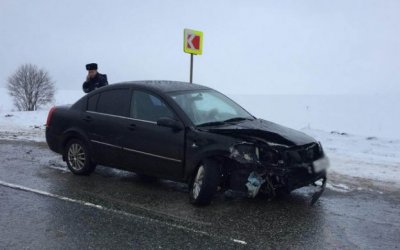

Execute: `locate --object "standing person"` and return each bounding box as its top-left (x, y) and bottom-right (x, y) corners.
top-left (82, 63), bottom-right (108, 93)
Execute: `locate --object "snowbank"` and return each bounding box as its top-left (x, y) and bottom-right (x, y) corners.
top-left (0, 87), bottom-right (83, 142)
top-left (0, 111), bottom-right (48, 142)
top-left (302, 128), bottom-right (400, 189)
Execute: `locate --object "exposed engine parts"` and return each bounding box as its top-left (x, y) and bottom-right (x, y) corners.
top-left (226, 141), bottom-right (328, 204)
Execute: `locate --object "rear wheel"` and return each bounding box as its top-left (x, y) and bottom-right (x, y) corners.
top-left (189, 159), bottom-right (220, 206)
top-left (65, 139), bottom-right (96, 175)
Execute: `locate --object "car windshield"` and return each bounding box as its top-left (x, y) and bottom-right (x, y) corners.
top-left (169, 90), bottom-right (254, 126)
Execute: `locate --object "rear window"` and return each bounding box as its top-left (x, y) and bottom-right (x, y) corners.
top-left (95, 89), bottom-right (130, 117)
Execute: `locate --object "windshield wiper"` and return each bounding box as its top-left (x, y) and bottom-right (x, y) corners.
top-left (197, 117), bottom-right (253, 127)
top-left (196, 121), bottom-right (226, 127)
top-left (223, 117), bottom-right (253, 123)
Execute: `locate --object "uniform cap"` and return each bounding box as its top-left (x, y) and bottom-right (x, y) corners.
top-left (86, 63), bottom-right (98, 70)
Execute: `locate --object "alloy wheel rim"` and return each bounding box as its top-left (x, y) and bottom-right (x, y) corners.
top-left (192, 165), bottom-right (205, 199)
top-left (68, 143), bottom-right (86, 171)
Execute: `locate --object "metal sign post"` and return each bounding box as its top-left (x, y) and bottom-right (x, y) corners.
top-left (190, 54), bottom-right (194, 83)
top-left (184, 29), bottom-right (203, 83)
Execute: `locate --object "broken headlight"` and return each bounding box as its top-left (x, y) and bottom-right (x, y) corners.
top-left (229, 142), bottom-right (280, 166)
top-left (229, 142), bottom-right (259, 163)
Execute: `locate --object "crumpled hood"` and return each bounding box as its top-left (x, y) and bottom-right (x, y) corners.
top-left (206, 119), bottom-right (316, 147)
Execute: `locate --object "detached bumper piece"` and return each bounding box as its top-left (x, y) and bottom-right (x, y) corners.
top-left (226, 166), bottom-right (327, 201)
top-left (245, 171), bottom-right (266, 198)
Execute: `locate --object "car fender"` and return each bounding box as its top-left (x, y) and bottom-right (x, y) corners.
top-left (184, 148), bottom-right (230, 182)
top-left (60, 127), bottom-right (93, 161)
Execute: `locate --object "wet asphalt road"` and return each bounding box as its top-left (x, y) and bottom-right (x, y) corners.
top-left (0, 140), bottom-right (399, 249)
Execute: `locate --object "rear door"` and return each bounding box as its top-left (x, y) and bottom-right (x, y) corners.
top-left (85, 88), bottom-right (131, 166)
top-left (119, 90), bottom-right (185, 180)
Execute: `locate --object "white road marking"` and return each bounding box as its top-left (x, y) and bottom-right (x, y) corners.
top-left (0, 180), bottom-right (247, 245)
top-left (0, 180), bottom-right (208, 236)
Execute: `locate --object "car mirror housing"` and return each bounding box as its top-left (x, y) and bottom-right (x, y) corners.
top-left (157, 117), bottom-right (184, 131)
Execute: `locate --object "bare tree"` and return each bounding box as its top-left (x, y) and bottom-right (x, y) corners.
top-left (7, 63), bottom-right (55, 111)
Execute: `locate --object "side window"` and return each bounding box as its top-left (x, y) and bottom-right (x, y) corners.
top-left (87, 94), bottom-right (99, 111)
top-left (131, 91), bottom-right (175, 122)
top-left (96, 89), bottom-right (130, 117)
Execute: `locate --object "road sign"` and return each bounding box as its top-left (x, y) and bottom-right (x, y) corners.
top-left (184, 29), bottom-right (203, 55)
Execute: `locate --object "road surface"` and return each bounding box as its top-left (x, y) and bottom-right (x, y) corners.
top-left (0, 140), bottom-right (399, 249)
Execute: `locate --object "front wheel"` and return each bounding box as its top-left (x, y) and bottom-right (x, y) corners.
top-left (65, 139), bottom-right (96, 175)
top-left (189, 159), bottom-right (220, 206)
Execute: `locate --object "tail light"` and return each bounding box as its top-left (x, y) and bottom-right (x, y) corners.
top-left (46, 107), bottom-right (56, 127)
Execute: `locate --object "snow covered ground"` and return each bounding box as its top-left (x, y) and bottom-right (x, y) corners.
top-left (0, 87), bottom-right (399, 191)
top-left (0, 87), bottom-right (84, 141)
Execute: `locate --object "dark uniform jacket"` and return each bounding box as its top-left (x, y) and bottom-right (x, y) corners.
top-left (82, 73), bottom-right (108, 93)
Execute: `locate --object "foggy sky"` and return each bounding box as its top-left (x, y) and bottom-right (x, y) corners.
top-left (1, 0), bottom-right (399, 95)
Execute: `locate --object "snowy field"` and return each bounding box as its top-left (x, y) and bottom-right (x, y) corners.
top-left (0, 87), bottom-right (399, 191)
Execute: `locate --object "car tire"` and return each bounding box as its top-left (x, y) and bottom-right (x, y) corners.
top-left (65, 139), bottom-right (96, 175)
top-left (189, 159), bottom-right (220, 206)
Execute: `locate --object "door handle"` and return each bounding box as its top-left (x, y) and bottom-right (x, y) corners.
top-left (83, 116), bottom-right (93, 122)
top-left (128, 124), bottom-right (136, 131)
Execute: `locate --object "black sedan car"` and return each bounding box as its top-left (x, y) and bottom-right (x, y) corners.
top-left (46, 81), bottom-right (328, 205)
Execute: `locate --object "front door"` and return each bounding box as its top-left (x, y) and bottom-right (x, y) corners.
top-left (120, 90), bottom-right (185, 180)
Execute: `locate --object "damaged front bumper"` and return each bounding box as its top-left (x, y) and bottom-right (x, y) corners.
top-left (227, 142), bottom-right (329, 205)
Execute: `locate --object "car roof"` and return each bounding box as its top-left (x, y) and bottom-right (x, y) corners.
top-left (109, 80), bottom-right (211, 93)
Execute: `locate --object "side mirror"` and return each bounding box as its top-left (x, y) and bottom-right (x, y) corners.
top-left (157, 117), bottom-right (184, 131)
